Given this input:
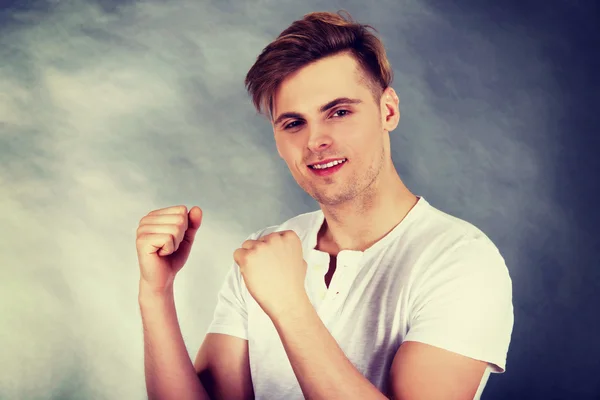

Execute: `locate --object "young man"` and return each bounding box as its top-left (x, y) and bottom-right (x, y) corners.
top-left (136, 10), bottom-right (514, 400)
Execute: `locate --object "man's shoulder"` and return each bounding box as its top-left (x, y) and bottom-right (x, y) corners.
top-left (414, 199), bottom-right (500, 254)
top-left (409, 200), bottom-right (509, 285)
top-left (247, 209), bottom-right (322, 240)
top-left (400, 199), bottom-right (508, 287)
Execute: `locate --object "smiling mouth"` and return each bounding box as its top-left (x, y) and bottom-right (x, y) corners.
top-left (307, 158), bottom-right (347, 177)
top-left (308, 158), bottom-right (347, 170)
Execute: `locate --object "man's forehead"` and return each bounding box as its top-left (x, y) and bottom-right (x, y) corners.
top-left (273, 56), bottom-right (366, 106)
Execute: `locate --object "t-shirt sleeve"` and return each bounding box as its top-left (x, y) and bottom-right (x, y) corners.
top-left (205, 229), bottom-right (265, 340)
top-left (403, 238), bottom-right (514, 373)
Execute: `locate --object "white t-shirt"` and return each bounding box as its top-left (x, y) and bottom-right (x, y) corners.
top-left (206, 196), bottom-right (514, 399)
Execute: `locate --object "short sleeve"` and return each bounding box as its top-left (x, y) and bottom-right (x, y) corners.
top-left (205, 229), bottom-right (265, 340)
top-left (403, 238), bottom-right (514, 373)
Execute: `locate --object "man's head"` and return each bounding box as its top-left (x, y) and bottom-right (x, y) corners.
top-left (245, 11), bottom-right (400, 206)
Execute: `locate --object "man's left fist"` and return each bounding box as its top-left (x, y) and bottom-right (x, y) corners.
top-left (233, 230), bottom-right (308, 318)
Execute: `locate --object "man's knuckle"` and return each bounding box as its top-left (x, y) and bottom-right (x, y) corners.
top-left (136, 235), bottom-right (146, 246)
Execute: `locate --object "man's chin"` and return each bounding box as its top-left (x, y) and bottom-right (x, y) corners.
top-left (312, 192), bottom-right (353, 207)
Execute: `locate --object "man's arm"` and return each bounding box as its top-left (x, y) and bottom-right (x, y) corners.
top-left (140, 282), bottom-right (254, 400)
top-left (271, 295), bottom-right (387, 400)
top-left (389, 341), bottom-right (488, 400)
top-left (193, 333), bottom-right (254, 400)
top-left (136, 205), bottom-right (256, 400)
top-left (271, 296), bottom-right (489, 400)
top-left (139, 282), bottom-right (209, 400)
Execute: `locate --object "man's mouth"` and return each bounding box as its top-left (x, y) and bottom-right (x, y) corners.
top-left (307, 158), bottom-right (347, 176)
top-left (308, 158), bottom-right (347, 170)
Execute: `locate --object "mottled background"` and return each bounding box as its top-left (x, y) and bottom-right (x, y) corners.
top-left (1, 0), bottom-right (598, 399)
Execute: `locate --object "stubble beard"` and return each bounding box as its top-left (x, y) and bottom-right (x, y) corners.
top-left (304, 144), bottom-right (386, 207)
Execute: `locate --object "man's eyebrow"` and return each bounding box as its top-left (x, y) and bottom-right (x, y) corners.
top-left (273, 112), bottom-right (303, 127)
top-left (273, 97), bottom-right (363, 126)
top-left (319, 97), bottom-right (362, 113)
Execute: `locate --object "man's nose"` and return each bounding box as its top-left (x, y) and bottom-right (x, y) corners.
top-left (307, 125), bottom-right (333, 152)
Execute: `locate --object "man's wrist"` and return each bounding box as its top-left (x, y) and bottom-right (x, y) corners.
top-left (269, 292), bottom-right (314, 326)
top-left (138, 279), bottom-right (174, 305)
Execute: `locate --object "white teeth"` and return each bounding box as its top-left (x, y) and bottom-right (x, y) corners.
top-left (312, 159), bottom-right (346, 169)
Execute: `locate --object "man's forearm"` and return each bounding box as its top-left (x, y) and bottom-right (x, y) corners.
top-left (271, 295), bottom-right (388, 400)
top-left (139, 281), bottom-right (209, 400)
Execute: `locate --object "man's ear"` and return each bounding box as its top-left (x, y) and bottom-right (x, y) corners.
top-left (381, 87), bottom-right (400, 131)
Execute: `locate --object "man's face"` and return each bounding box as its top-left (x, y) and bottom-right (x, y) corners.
top-left (271, 52), bottom-right (399, 206)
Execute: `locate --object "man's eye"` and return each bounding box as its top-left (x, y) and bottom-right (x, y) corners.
top-left (332, 109), bottom-right (350, 118)
top-left (284, 121), bottom-right (303, 130)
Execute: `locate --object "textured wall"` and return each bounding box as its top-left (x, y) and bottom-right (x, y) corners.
top-left (1, 0), bottom-right (598, 399)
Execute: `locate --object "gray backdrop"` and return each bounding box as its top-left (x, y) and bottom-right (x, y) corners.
top-left (1, 0), bottom-right (598, 399)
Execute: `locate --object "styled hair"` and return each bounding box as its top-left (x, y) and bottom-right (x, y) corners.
top-left (244, 10), bottom-right (394, 119)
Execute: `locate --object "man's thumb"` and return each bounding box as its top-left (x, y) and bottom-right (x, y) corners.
top-left (180, 206), bottom-right (203, 248)
top-left (174, 206), bottom-right (202, 258)
top-left (177, 206), bottom-right (202, 254)
top-left (188, 206), bottom-right (203, 231)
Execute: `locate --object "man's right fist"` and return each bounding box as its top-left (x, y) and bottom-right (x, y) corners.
top-left (135, 205), bottom-right (203, 293)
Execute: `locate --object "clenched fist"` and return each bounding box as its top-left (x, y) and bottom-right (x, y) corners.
top-left (233, 230), bottom-right (308, 319)
top-left (136, 205), bottom-right (203, 294)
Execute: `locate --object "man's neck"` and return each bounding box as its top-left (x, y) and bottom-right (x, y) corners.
top-left (316, 170), bottom-right (419, 255)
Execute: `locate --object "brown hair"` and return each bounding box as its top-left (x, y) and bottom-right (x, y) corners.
top-left (244, 10), bottom-right (394, 119)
